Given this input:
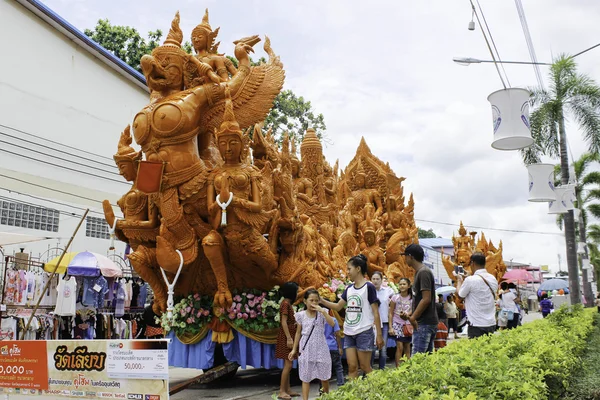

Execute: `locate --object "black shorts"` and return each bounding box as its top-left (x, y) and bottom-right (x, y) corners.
top-left (447, 318), bottom-right (458, 332)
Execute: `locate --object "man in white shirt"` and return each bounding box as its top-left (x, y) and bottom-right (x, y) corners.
top-left (456, 252), bottom-right (498, 339)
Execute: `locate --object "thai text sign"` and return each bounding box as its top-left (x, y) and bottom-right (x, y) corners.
top-left (0, 341), bottom-right (48, 390)
top-left (0, 339), bottom-right (169, 399)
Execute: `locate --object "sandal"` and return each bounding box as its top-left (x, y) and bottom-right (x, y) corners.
top-left (288, 392), bottom-right (301, 397)
top-left (277, 395), bottom-right (292, 400)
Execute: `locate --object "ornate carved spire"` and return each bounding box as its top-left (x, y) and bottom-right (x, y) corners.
top-left (164, 11), bottom-right (183, 47)
top-left (113, 125), bottom-right (141, 163)
top-left (216, 86), bottom-right (242, 139)
top-left (458, 221), bottom-right (467, 236)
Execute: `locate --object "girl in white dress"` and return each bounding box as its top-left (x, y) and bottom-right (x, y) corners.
top-left (289, 289), bottom-right (335, 400)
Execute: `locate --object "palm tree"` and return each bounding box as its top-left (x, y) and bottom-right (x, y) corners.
top-left (553, 153), bottom-right (600, 305)
top-left (524, 55), bottom-right (600, 305)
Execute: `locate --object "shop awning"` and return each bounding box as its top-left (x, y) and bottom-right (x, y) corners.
top-left (0, 231), bottom-right (52, 246)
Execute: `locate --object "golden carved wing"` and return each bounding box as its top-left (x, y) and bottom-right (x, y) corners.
top-left (201, 37), bottom-right (285, 134)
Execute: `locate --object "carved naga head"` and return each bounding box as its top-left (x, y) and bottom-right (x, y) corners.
top-left (141, 11), bottom-right (186, 92)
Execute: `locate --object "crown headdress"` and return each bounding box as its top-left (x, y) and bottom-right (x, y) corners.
top-left (151, 11), bottom-right (185, 57)
top-left (191, 9), bottom-right (221, 53)
top-left (216, 86), bottom-right (243, 139)
top-left (113, 125), bottom-right (142, 163)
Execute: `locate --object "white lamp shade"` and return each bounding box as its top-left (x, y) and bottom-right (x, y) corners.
top-left (563, 184), bottom-right (576, 210)
top-left (582, 259), bottom-right (591, 270)
top-left (573, 208), bottom-right (581, 221)
top-left (527, 163), bottom-right (556, 202)
top-left (488, 88), bottom-right (533, 150)
top-left (587, 268), bottom-right (594, 281)
top-left (577, 241), bottom-right (587, 254)
top-left (548, 186), bottom-right (568, 214)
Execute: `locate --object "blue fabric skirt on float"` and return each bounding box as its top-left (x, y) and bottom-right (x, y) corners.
top-left (168, 331), bottom-right (297, 370)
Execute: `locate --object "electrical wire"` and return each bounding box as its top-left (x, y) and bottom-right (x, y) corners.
top-left (0, 138), bottom-right (120, 176)
top-left (0, 191), bottom-right (107, 217)
top-left (514, 0), bottom-right (544, 88)
top-left (468, 0), bottom-right (508, 89)
top-left (0, 148), bottom-right (128, 185)
top-left (0, 173), bottom-right (118, 206)
top-left (0, 122), bottom-right (114, 161)
top-left (475, 0), bottom-right (511, 88)
top-left (415, 218), bottom-right (565, 236)
top-left (0, 128), bottom-right (117, 170)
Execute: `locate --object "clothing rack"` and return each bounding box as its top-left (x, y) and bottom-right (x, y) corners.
top-left (1, 255), bottom-right (46, 303)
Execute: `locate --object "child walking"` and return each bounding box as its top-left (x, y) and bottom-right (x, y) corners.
top-left (388, 277), bottom-right (413, 365)
top-left (323, 310), bottom-right (344, 388)
top-left (276, 282), bottom-right (300, 400)
top-left (289, 289), bottom-right (335, 400)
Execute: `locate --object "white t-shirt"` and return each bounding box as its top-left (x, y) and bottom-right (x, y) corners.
top-left (499, 290), bottom-right (518, 312)
top-left (458, 270), bottom-right (498, 327)
top-left (0, 318), bottom-right (17, 341)
top-left (54, 277), bottom-right (77, 317)
top-left (375, 286), bottom-right (394, 325)
top-left (341, 282), bottom-right (379, 336)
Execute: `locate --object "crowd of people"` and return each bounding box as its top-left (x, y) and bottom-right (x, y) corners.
top-left (273, 244), bottom-right (543, 399)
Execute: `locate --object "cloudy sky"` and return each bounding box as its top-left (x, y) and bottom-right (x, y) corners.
top-left (41, 0), bottom-right (600, 272)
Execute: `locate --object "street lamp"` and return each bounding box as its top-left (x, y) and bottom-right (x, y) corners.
top-left (453, 57), bottom-right (551, 66)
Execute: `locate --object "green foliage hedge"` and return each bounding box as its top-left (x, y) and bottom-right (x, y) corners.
top-left (323, 305), bottom-right (595, 400)
top-left (564, 313), bottom-right (600, 400)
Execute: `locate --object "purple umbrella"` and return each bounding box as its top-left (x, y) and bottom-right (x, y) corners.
top-left (67, 251), bottom-right (101, 277)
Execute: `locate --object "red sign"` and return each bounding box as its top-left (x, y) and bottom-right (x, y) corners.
top-left (0, 341), bottom-right (48, 390)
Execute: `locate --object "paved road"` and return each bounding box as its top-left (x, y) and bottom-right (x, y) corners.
top-left (170, 311), bottom-right (544, 400)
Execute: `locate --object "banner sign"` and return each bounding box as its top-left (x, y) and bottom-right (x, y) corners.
top-left (0, 341), bottom-right (48, 390)
top-left (0, 339), bottom-right (169, 399)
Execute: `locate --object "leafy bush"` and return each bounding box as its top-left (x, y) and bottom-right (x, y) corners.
top-left (564, 313), bottom-right (600, 400)
top-left (322, 305), bottom-right (595, 400)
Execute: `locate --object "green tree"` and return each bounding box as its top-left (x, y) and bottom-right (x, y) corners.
top-left (524, 55), bottom-right (600, 304)
top-left (86, 20), bottom-right (326, 142)
top-left (84, 19), bottom-right (193, 72)
top-left (418, 228), bottom-right (438, 239)
top-left (553, 152), bottom-right (600, 305)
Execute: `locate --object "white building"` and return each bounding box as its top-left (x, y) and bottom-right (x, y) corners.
top-left (0, 0), bottom-right (149, 262)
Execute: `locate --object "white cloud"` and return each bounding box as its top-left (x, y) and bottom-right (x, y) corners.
top-left (39, 0), bottom-right (600, 272)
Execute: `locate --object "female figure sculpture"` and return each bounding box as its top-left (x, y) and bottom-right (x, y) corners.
top-left (202, 87), bottom-right (279, 308)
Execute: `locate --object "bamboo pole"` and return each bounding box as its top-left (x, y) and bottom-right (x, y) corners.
top-left (20, 209), bottom-right (89, 340)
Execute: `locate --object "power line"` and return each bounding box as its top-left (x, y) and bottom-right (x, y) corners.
top-left (475, 0), bottom-right (511, 87)
top-left (415, 218), bottom-right (565, 236)
top-left (0, 173), bottom-right (118, 206)
top-left (514, 0), bottom-right (544, 88)
top-left (0, 122), bottom-right (115, 161)
top-left (0, 128), bottom-right (117, 170)
top-left (0, 138), bottom-right (120, 176)
top-left (0, 190), bottom-right (107, 217)
top-left (0, 148), bottom-right (128, 185)
top-left (469, 0), bottom-right (508, 89)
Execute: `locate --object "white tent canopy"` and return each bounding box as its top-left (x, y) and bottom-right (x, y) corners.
top-left (0, 231), bottom-right (52, 246)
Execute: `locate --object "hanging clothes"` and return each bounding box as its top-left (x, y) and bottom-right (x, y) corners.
top-left (54, 277), bottom-right (77, 317)
top-left (115, 281), bottom-right (127, 318)
top-left (81, 276), bottom-right (109, 308)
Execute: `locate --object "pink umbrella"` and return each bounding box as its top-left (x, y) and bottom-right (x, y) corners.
top-left (502, 269), bottom-right (534, 283)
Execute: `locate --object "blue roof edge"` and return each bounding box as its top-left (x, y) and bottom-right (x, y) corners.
top-left (16, 0), bottom-right (149, 92)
